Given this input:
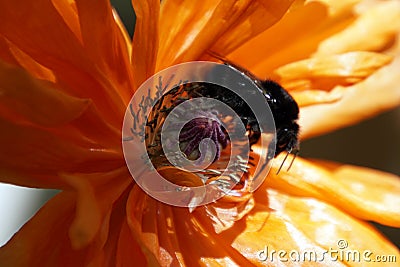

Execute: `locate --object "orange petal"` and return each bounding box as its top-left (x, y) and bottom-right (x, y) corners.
top-left (312, 159), bottom-right (400, 222)
top-left (131, 0), bottom-right (160, 90)
top-left (229, 1), bottom-right (332, 75)
top-left (0, 60), bottom-right (121, 149)
top-left (311, 0), bottom-right (362, 16)
top-left (0, 59), bottom-right (88, 126)
top-left (0, 117), bottom-right (122, 188)
top-left (0, 1), bottom-right (85, 70)
top-left (0, 36), bottom-right (18, 65)
top-left (115, 220), bottom-right (147, 266)
top-left (299, 56), bottom-right (400, 139)
top-left (232, 188), bottom-right (400, 266)
top-left (54, 94), bottom-right (122, 150)
top-left (60, 168), bottom-right (131, 249)
top-left (0, 1), bottom-right (127, 125)
top-left (127, 186), bottom-right (251, 266)
top-left (127, 186), bottom-right (166, 266)
top-left (0, 36), bottom-right (55, 82)
top-left (126, 182), bottom-right (399, 266)
top-left (156, 0), bottom-right (227, 69)
top-left (202, 194), bottom-right (255, 234)
top-left (75, 0), bottom-right (134, 102)
top-left (0, 188), bottom-right (135, 266)
top-left (269, 155), bottom-right (400, 227)
top-left (83, 187), bottom-right (146, 266)
top-left (51, 0), bottom-right (82, 43)
top-left (316, 1), bottom-right (400, 55)
top-left (245, 1), bottom-right (400, 76)
top-left (112, 9), bottom-right (133, 60)
top-left (157, 0), bottom-right (294, 69)
top-left (210, 0), bottom-right (295, 56)
top-left (291, 88), bottom-right (344, 107)
top-left (274, 51), bottom-right (392, 90)
top-left (0, 193), bottom-right (96, 266)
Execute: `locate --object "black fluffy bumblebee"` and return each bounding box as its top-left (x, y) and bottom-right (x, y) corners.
top-left (145, 59), bottom-right (300, 174)
top-left (186, 60), bottom-right (300, 172)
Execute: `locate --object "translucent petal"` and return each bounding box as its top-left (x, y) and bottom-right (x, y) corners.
top-left (316, 1), bottom-right (400, 55)
top-left (209, 0), bottom-right (295, 56)
top-left (229, 1), bottom-right (332, 76)
top-left (126, 184), bottom-right (399, 266)
top-left (300, 56), bottom-right (400, 139)
top-left (157, 0), bottom-right (294, 69)
top-left (291, 88), bottom-right (344, 107)
top-left (235, 188), bottom-right (400, 266)
top-left (269, 155), bottom-right (400, 227)
top-left (274, 51), bottom-right (392, 91)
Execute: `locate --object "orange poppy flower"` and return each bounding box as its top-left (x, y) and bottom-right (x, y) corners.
top-left (0, 0), bottom-right (399, 266)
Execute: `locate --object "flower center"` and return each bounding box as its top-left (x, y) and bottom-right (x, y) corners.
top-left (144, 81), bottom-right (253, 194)
top-left (179, 115), bottom-right (229, 162)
